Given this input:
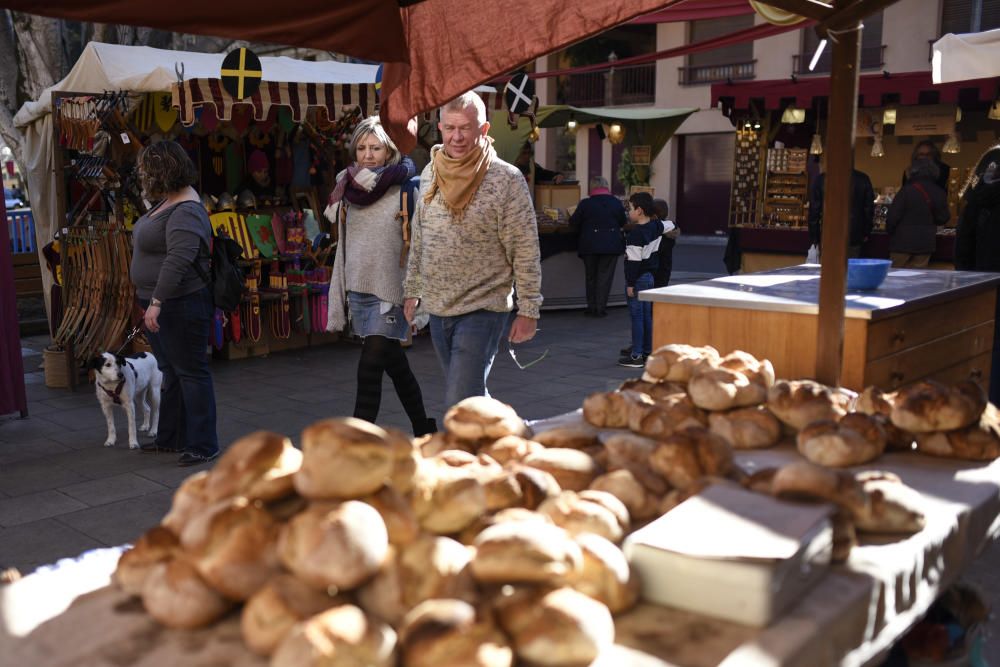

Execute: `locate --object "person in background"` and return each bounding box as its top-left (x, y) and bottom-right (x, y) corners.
top-left (570, 176), bottom-right (626, 317)
top-left (955, 159), bottom-right (1000, 404)
top-left (325, 116), bottom-right (435, 436)
top-left (808, 166), bottom-right (875, 258)
top-left (903, 140), bottom-right (951, 193)
top-left (618, 192), bottom-right (662, 368)
top-left (403, 92), bottom-right (542, 408)
top-left (514, 141), bottom-right (564, 184)
top-left (887, 158), bottom-right (949, 268)
top-left (129, 140), bottom-right (219, 467)
top-left (652, 198), bottom-right (679, 288)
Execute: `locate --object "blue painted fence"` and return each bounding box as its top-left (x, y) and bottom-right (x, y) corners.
top-left (7, 209), bottom-right (35, 254)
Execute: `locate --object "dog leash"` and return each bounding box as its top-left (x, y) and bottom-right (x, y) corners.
top-left (114, 324), bottom-right (144, 357)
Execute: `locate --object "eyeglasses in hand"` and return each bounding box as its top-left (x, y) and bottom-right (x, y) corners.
top-left (506, 331), bottom-right (548, 370)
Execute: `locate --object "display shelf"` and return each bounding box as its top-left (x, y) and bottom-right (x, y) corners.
top-left (728, 124), bottom-right (764, 228)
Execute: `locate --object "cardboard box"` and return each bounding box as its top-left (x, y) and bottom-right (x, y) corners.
top-left (623, 484), bottom-right (832, 627)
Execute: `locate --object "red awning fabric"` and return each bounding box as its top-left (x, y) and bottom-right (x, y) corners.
top-left (712, 71), bottom-right (999, 112)
top-left (172, 78), bottom-right (377, 126)
top-left (633, 0), bottom-right (754, 24)
top-left (0, 0), bottom-right (410, 65)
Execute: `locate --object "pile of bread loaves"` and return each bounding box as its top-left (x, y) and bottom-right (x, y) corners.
top-left (115, 400), bottom-right (646, 667)
top-left (111, 344), bottom-right (999, 664)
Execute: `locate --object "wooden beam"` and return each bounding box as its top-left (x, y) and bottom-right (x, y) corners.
top-left (751, 0), bottom-right (834, 22)
top-left (814, 21), bottom-right (861, 387)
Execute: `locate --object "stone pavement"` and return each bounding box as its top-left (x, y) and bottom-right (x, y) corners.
top-left (3, 304), bottom-right (999, 662)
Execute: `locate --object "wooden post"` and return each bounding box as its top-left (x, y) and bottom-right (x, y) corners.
top-left (814, 20), bottom-right (861, 386)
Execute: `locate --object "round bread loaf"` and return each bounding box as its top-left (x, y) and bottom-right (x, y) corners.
top-left (771, 461), bottom-right (870, 517)
top-left (855, 387), bottom-right (914, 451)
top-left (619, 378), bottom-right (688, 401)
top-left (114, 526), bottom-right (179, 596)
top-left (417, 431), bottom-right (479, 457)
top-left (278, 501), bottom-right (388, 592)
top-left (495, 586), bottom-right (615, 667)
top-left (742, 467), bottom-right (778, 495)
top-left (522, 447), bottom-right (599, 491)
top-left (796, 413), bottom-right (886, 467)
top-left (483, 471), bottom-right (525, 511)
top-left (649, 427), bottom-right (733, 490)
top-left (708, 405), bottom-right (782, 449)
top-left (687, 367), bottom-right (751, 411)
top-left (412, 463), bottom-right (488, 534)
top-left (189, 498), bottom-right (282, 601)
top-left (532, 424), bottom-right (600, 450)
top-left (482, 435), bottom-right (543, 464)
top-left (582, 390), bottom-right (642, 429)
top-left (916, 402), bottom-right (1000, 461)
top-left (471, 521), bottom-right (582, 585)
top-left (627, 392), bottom-right (706, 439)
top-left (203, 430), bottom-right (301, 502)
top-left (355, 547), bottom-right (408, 627)
top-left (642, 344), bottom-right (720, 383)
top-left (444, 396), bottom-right (529, 441)
top-left (589, 469), bottom-right (657, 520)
top-left (891, 379), bottom-right (987, 433)
top-left (603, 433), bottom-right (670, 495)
top-left (400, 599), bottom-right (513, 667)
top-left (363, 485), bottom-right (420, 547)
top-left (141, 556), bottom-right (232, 629)
top-left (718, 350), bottom-right (775, 389)
top-left (398, 536), bottom-right (478, 608)
top-left (538, 491), bottom-right (626, 544)
top-left (161, 470), bottom-right (210, 536)
top-left (456, 507), bottom-right (554, 546)
top-left (295, 418), bottom-right (394, 499)
top-left (572, 532), bottom-right (639, 614)
top-left (241, 574), bottom-right (344, 656)
top-left (509, 464), bottom-right (562, 509)
top-left (852, 474), bottom-right (926, 534)
top-left (271, 604), bottom-right (397, 667)
top-left (385, 427), bottom-right (421, 494)
top-left (766, 380), bottom-right (847, 431)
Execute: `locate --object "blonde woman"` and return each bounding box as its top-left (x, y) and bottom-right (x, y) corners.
top-left (326, 117), bottom-right (435, 435)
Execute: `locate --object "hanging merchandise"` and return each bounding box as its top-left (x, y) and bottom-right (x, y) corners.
top-left (245, 213), bottom-right (278, 258)
top-left (230, 104), bottom-right (252, 135)
top-left (274, 130), bottom-right (293, 186)
top-left (291, 133), bottom-right (312, 187)
top-left (225, 140), bottom-right (246, 194)
top-left (200, 105), bottom-right (220, 132)
top-left (132, 93), bottom-right (156, 134)
top-left (241, 262), bottom-right (263, 343)
top-left (277, 107), bottom-right (295, 133)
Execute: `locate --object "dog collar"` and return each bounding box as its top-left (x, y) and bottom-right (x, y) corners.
top-left (100, 378), bottom-right (126, 405)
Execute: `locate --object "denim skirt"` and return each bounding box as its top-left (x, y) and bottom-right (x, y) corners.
top-left (348, 291), bottom-right (409, 341)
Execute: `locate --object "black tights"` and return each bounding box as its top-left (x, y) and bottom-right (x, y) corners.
top-left (354, 335), bottom-right (429, 431)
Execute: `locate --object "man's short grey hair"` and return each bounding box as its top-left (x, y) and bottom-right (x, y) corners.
top-left (348, 116), bottom-right (402, 166)
top-left (908, 157), bottom-right (940, 182)
top-left (440, 91), bottom-right (487, 126)
top-left (590, 176), bottom-right (609, 190)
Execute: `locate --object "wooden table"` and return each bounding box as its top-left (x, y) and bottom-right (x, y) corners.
top-left (641, 264), bottom-right (1000, 392)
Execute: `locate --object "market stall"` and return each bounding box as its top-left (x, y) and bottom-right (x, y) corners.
top-left (489, 105), bottom-right (697, 309)
top-left (712, 72), bottom-right (1000, 273)
top-left (13, 43), bottom-right (380, 380)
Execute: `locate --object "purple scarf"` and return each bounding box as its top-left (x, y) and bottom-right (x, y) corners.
top-left (329, 157), bottom-right (416, 207)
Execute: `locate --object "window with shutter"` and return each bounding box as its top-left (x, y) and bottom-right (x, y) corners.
top-left (683, 15), bottom-right (755, 84)
top-left (940, 0), bottom-right (1000, 34)
top-left (799, 11), bottom-right (884, 73)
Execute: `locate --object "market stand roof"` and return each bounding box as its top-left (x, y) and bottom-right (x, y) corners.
top-left (13, 42), bottom-right (379, 130)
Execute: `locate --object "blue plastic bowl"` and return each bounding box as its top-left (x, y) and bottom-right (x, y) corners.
top-left (846, 258), bottom-right (891, 290)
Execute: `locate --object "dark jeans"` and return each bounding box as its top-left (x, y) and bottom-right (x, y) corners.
top-left (141, 288), bottom-right (218, 457)
top-left (429, 310), bottom-right (510, 408)
top-left (627, 273), bottom-right (654, 357)
top-left (582, 254), bottom-right (618, 314)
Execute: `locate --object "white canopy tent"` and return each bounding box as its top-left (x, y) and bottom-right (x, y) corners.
top-left (932, 27), bottom-right (1000, 83)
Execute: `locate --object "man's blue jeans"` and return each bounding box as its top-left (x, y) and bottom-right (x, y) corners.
top-left (142, 287), bottom-right (219, 458)
top-left (429, 310), bottom-right (510, 408)
top-left (628, 272), bottom-right (654, 357)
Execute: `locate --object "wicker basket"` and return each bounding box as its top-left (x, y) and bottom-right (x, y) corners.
top-left (43, 346), bottom-right (72, 388)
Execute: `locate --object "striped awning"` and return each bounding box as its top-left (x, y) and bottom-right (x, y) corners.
top-left (172, 78), bottom-right (376, 126)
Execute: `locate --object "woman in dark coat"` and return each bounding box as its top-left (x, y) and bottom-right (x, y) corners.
top-left (570, 176), bottom-right (626, 317)
top-left (887, 158), bottom-right (950, 268)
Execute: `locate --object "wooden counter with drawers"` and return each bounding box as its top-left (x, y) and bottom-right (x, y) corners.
top-left (640, 265), bottom-right (999, 391)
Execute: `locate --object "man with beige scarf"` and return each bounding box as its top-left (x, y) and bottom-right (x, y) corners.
top-left (403, 91), bottom-right (542, 408)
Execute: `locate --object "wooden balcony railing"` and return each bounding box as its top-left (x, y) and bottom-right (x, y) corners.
top-left (678, 60), bottom-right (756, 85)
top-left (792, 44), bottom-right (885, 75)
top-left (562, 63), bottom-right (656, 107)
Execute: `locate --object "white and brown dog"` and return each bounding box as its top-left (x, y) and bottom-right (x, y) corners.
top-left (88, 352), bottom-right (163, 449)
